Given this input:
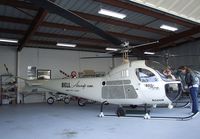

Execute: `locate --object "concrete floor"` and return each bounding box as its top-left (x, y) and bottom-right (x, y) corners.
top-left (0, 102), bottom-right (200, 139)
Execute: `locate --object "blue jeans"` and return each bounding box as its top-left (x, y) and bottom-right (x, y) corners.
top-left (190, 87), bottom-right (199, 113)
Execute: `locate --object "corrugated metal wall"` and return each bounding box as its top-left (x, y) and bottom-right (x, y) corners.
top-left (153, 40), bottom-right (200, 70)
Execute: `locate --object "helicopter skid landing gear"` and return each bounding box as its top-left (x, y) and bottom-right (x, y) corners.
top-left (168, 104), bottom-right (174, 109)
top-left (98, 102), bottom-right (196, 121)
top-left (99, 102), bottom-right (151, 119)
top-left (144, 113), bottom-right (151, 119)
top-left (98, 101), bottom-right (108, 117)
top-left (98, 112), bottom-right (104, 117)
top-left (143, 104), bottom-right (151, 119)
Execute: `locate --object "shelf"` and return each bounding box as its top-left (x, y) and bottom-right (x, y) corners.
top-left (0, 74), bottom-right (17, 105)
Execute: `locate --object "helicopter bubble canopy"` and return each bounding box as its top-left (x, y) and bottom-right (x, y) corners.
top-left (144, 60), bottom-right (182, 102)
top-left (145, 60), bottom-right (176, 82)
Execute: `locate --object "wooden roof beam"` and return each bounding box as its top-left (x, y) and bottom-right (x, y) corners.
top-left (0, 28), bottom-right (26, 34)
top-left (42, 22), bottom-right (155, 42)
top-left (0, 16), bottom-right (154, 42)
top-left (0, 0), bottom-right (38, 10)
top-left (0, 27), bottom-right (111, 45)
top-left (0, 0), bottom-right (169, 36)
top-left (141, 25), bottom-right (200, 51)
top-left (28, 40), bottom-right (107, 52)
top-left (0, 26), bottom-right (154, 46)
top-left (0, 15), bottom-right (31, 24)
top-left (17, 8), bottom-right (47, 51)
top-left (73, 11), bottom-right (169, 36)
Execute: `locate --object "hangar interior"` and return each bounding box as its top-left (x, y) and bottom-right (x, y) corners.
top-left (0, 0), bottom-right (200, 139)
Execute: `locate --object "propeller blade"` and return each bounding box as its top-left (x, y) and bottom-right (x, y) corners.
top-left (28, 0), bottom-right (123, 46)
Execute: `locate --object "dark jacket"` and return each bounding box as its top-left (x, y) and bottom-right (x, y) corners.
top-left (185, 71), bottom-right (199, 86)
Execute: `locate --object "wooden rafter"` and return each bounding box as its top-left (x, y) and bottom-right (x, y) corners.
top-left (0, 27), bottom-right (107, 44)
top-left (0, 0), bottom-right (199, 52)
top-left (17, 8), bottom-right (47, 51)
top-left (72, 11), bottom-right (169, 36)
top-left (0, 28), bottom-right (26, 34)
top-left (0, 0), bottom-right (169, 36)
top-left (0, 16), bottom-right (155, 42)
top-left (0, 0), bottom-right (38, 10)
top-left (0, 15), bottom-right (31, 24)
top-left (141, 25), bottom-right (200, 51)
top-left (41, 22), bottom-right (155, 42)
top-left (28, 40), bottom-right (107, 52)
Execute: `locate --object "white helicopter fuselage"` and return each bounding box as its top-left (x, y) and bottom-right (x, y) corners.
top-left (25, 60), bottom-right (181, 106)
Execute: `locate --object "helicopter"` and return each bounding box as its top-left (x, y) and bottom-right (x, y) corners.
top-left (20, 58), bottom-right (183, 119)
top-left (21, 0), bottom-right (199, 120)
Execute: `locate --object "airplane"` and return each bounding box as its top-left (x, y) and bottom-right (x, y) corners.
top-left (20, 0), bottom-right (197, 120)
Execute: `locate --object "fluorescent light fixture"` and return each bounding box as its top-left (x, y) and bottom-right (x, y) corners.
top-left (106, 48), bottom-right (118, 51)
top-left (160, 25), bottom-right (178, 31)
top-left (56, 43), bottom-right (76, 47)
top-left (0, 38), bottom-right (18, 43)
top-left (144, 51), bottom-right (155, 55)
top-left (98, 8), bottom-right (126, 19)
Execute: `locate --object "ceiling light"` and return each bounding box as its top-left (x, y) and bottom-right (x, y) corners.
top-left (98, 8), bottom-right (126, 19)
top-left (144, 51), bottom-right (155, 55)
top-left (106, 48), bottom-right (118, 51)
top-left (0, 38), bottom-right (18, 43)
top-left (56, 43), bottom-right (76, 47)
top-left (160, 25), bottom-right (178, 32)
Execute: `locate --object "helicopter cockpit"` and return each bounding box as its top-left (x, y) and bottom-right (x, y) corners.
top-left (145, 60), bottom-right (176, 82)
top-left (144, 60), bottom-right (182, 102)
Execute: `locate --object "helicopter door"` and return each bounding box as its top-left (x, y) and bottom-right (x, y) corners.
top-left (135, 68), bottom-right (163, 102)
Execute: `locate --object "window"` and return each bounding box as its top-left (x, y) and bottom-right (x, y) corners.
top-left (136, 68), bottom-right (158, 82)
top-left (27, 66), bottom-right (37, 80)
top-left (121, 70), bottom-right (129, 77)
top-left (37, 69), bottom-right (51, 80)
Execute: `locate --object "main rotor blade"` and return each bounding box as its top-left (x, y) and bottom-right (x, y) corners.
top-left (80, 56), bottom-right (114, 59)
top-left (28, 0), bottom-right (123, 46)
top-left (129, 41), bottom-right (159, 49)
top-left (80, 53), bottom-right (146, 59)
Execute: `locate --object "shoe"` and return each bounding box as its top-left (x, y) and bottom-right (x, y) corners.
top-left (189, 111), bottom-right (199, 115)
top-left (192, 111), bottom-right (199, 118)
top-left (191, 111), bottom-right (199, 115)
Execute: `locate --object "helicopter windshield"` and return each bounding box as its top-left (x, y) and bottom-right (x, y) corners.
top-left (145, 60), bottom-right (176, 82)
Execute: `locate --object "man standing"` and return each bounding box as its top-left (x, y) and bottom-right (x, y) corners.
top-left (179, 66), bottom-right (199, 114)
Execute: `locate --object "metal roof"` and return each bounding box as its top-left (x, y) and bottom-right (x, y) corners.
top-left (0, 5), bottom-right (36, 19)
top-left (130, 0), bottom-right (200, 24)
top-left (0, 0), bottom-right (199, 52)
